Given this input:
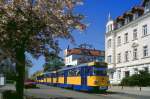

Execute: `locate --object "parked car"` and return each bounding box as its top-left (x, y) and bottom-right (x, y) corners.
top-left (24, 79), bottom-right (36, 88)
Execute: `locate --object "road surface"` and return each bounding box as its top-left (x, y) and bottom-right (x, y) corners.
top-left (24, 85), bottom-right (150, 99)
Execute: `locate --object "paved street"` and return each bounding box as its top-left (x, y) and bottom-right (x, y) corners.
top-left (24, 85), bottom-right (150, 99)
top-left (1, 84), bottom-right (150, 99)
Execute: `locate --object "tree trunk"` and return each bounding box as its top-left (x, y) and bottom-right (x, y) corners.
top-left (15, 47), bottom-right (25, 99)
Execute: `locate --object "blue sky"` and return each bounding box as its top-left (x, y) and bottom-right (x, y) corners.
top-left (29, 0), bottom-right (142, 75)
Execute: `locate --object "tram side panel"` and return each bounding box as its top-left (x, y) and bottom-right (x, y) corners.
top-left (67, 67), bottom-right (81, 88)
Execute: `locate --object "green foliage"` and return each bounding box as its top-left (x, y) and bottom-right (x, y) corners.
top-left (121, 71), bottom-right (150, 87)
top-left (43, 56), bottom-right (65, 72)
top-left (2, 90), bottom-right (17, 99)
top-left (5, 71), bottom-right (16, 81)
top-left (0, 0), bottom-right (85, 98)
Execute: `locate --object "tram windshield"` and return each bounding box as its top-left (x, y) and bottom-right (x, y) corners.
top-left (93, 68), bottom-right (107, 76)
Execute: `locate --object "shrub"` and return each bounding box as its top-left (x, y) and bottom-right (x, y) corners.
top-left (121, 71), bottom-right (150, 87)
top-left (2, 90), bottom-right (17, 99)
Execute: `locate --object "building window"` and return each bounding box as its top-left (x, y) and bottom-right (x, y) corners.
top-left (117, 36), bottom-right (121, 46)
top-left (133, 48), bottom-right (138, 60)
top-left (125, 17), bottom-right (130, 24)
top-left (143, 46), bottom-right (148, 57)
top-left (107, 55), bottom-right (112, 64)
top-left (124, 33), bottom-right (128, 43)
top-left (125, 51), bottom-right (129, 62)
top-left (107, 39), bottom-right (112, 48)
top-left (125, 71), bottom-right (130, 77)
top-left (145, 2), bottom-right (150, 13)
top-left (110, 72), bottom-right (113, 79)
top-left (143, 25), bottom-right (148, 36)
top-left (118, 70), bottom-right (121, 79)
top-left (110, 24), bottom-right (113, 31)
top-left (117, 22), bottom-right (123, 28)
top-left (107, 24), bottom-right (113, 32)
top-left (133, 13), bottom-right (139, 20)
top-left (133, 29), bottom-right (138, 40)
top-left (117, 53), bottom-right (121, 63)
top-left (107, 26), bottom-right (109, 32)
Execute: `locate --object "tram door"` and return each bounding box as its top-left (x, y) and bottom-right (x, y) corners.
top-left (56, 73), bottom-right (58, 83)
top-left (64, 70), bottom-right (67, 84)
top-left (81, 67), bottom-right (87, 86)
top-left (51, 74), bottom-right (53, 84)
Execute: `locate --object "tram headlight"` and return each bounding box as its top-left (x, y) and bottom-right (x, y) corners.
top-left (94, 80), bottom-right (99, 84)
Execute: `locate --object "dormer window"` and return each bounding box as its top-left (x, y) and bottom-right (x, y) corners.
top-left (117, 22), bottom-right (123, 28)
top-left (133, 12), bottom-right (139, 20)
top-left (145, 1), bottom-right (150, 13)
top-left (116, 16), bottom-right (124, 29)
top-left (132, 7), bottom-right (144, 20)
top-left (123, 12), bottom-right (133, 25)
top-left (125, 17), bottom-right (130, 24)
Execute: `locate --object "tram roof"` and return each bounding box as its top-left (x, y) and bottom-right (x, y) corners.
top-left (57, 61), bottom-right (107, 72)
top-left (42, 62), bottom-right (107, 75)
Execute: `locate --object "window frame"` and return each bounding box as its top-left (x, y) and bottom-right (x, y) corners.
top-left (125, 51), bottom-right (129, 62)
top-left (145, 2), bottom-right (150, 13)
top-left (142, 24), bottom-right (148, 36)
top-left (133, 29), bottom-right (138, 40)
top-left (117, 53), bottom-right (121, 63)
top-left (143, 45), bottom-right (148, 57)
top-left (117, 36), bottom-right (121, 46)
top-left (107, 55), bottom-right (112, 64)
top-left (133, 48), bottom-right (138, 60)
top-left (124, 33), bottom-right (128, 43)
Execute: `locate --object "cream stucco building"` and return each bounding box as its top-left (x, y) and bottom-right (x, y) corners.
top-left (105, 0), bottom-right (150, 84)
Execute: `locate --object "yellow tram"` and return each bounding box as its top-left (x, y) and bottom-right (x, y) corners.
top-left (36, 62), bottom-right (109, 92)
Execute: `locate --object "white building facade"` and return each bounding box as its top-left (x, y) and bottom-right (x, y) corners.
top-left (64, 48), bottom-right (105, 66)
top-left (105, 0), bottom-right (150, 84)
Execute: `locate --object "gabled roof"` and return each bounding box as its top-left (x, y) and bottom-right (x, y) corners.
top-left (116, 16), bottom-right (124, 22)
top-left (66, 48), bottom-right (105, 56)
top-left (131, 6), bottom-right (144, 13)
top-left (123, 12), bottom-right (133, 17)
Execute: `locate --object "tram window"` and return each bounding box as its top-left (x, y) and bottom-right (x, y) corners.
top-left (72, 69), bottom-right (77, 76)
top-left (68, 69), bottom-right (74, 76)
top-left (93, 68), bottom-right (107, 76)
top-left (68, 70), bottom-right (71, 76)
top-left (58, 71), bottom-right (64, 77)
top-left (76, 69), bottom-right (80, 76)
top-left (68, 69), bottom-right (80, 76)
top-left (52, 73), bottom-right (55, 77)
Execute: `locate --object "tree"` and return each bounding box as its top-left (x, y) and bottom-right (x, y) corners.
top-left (43, 56), bottom-right (65, 72)
top-left (0, 0), bottom-right (85, 98)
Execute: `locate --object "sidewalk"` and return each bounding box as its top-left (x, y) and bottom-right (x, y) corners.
top-left (0, 84), bottom-right (15, 91)
top-left (108, 86), bottom-right (150, 97)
